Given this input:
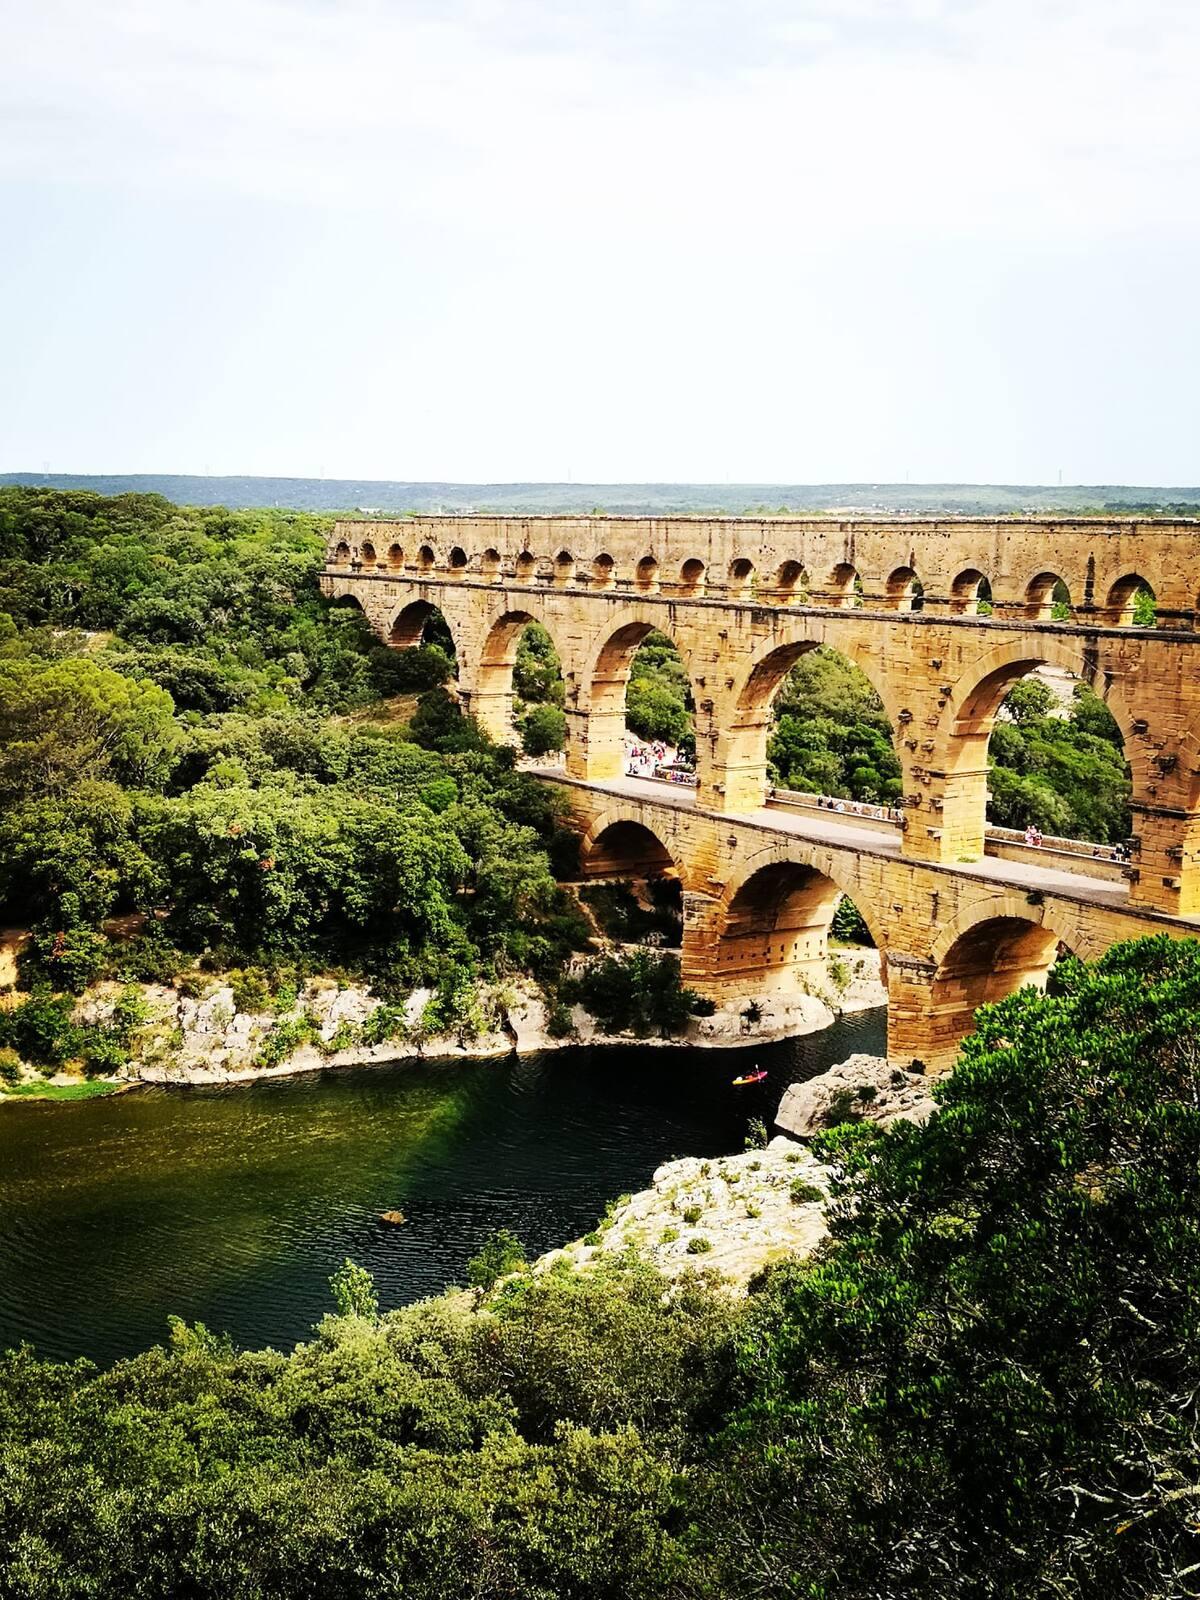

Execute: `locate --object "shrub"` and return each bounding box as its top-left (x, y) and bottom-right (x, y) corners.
top-left (686, 1236), bottom-right (713, 1255)
top-left (789, 1178), bottom-right (823, 1205)
top-left (467, 1227), bottom-right (526, 1291)
top-left (682, 1204), bottom-right (703, 1225)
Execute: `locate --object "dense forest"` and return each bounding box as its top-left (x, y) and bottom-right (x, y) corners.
top-left (0, 489), bottom-right (601, 1064)
top-left (2, 936), bottom-right (1198, 1597)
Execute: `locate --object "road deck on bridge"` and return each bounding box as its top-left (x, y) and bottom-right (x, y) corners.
top-left (563, 771), bottom-right (1192, 920)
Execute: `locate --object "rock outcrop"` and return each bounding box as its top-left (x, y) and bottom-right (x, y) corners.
top-left (775, 1052), bottom-right (937, 1138)
top-left (537, 1136), bottom-right (830, 1293)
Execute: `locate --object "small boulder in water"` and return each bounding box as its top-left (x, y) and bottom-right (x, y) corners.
top-left (379, 1209), bottom-right (407, 1226)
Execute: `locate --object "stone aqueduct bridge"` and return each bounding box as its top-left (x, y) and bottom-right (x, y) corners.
top-left (321, 514), bottom-right (1200, 1070)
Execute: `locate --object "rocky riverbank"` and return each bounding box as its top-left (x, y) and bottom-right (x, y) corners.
top-left (531, 1052), bottom-right (938, 1295)
top-left (2, 946), bottom-right (885, 1095)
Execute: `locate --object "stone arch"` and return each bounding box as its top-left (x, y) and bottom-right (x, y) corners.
top-left (824, 561), bottom-right (861, 609)
top-left (387, 597), bottom-right (463, 658)
top-left (592, 552), bottom-right (616, 589)
top-left (515, 550), bottom-right (537, 583)
top-left (473, 606), bottom-right (568, 746)
top-left (950, 567), bottom-right (990, 615)
top-left (333, 539), bottom-right (351, 565)
top-left (579, 609), bottom-right (698, 784)
top-left (767, 560), bottom-right (809, 605)
top-left (448, 545), bottom-right (468, 571)
top-left (553, 549), bottom-right (575, 585)
top-left (1103, 572), bottom-right (1155, 627)
top-left (679, 557), bottom-right (706, 597)
top-left (884, 565), bottom-right (921, 611)
top-left (386, 541), bottom-right (404, 570)
top-left (480, 547), bottom-right (502, 579)
top-left (918, 903), bottom-right (1082, 1072)
top-left (936, 637), bottom-right (1136, 862)
top-left (416, 543), bottom-right (436, 573)
top-left (635, 555), bottom-right (660, 593)
top-left (728, 557), bottom-right (755, 597)
top-left (705, 844), bottom-right (888, 1005)
top-left (360, 540), bottom-right (377, 565)
top-left (719, 628), bottom-right (901, 812)
top-left (578, 812), bottom-right (682, 880)
top-left (1024, 570), bottom-right (1071, 621)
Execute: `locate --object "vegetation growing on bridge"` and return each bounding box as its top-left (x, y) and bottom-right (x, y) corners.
top-left (2, 934), bottom-right (1197, 1598)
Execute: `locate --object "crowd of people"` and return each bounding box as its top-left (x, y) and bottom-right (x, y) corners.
top-left (626, 741), bottom-right (698, 785)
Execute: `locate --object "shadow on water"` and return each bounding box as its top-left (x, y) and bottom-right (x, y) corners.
top-left (0, 1010), bottom-right (885, 1364)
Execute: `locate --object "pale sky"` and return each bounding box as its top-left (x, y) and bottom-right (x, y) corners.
top-left (2, 0), bottom-right (1198, 484)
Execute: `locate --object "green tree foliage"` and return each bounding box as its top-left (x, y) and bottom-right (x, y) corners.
top-left (0, 492), bottom-right (590, 1002)
top-left (625, 632), bottom-right (695, 748)
top-left (987, 679), bottom-right (1130, 842)
top-left (712, 934), bottom-right (1200, 1597)
top-left (767, 646), bottom-right (902, 803)
top-left (564, 951), bottom-right (714, 1036)
top-left (467, 1228), bottom-right (527, 1291)
top-left (0, 657), bottom-right (178, 799)
top-left (520, 703), bottom-right (567, 756)
top-left (329, 1259), bottom-right (379, 1320)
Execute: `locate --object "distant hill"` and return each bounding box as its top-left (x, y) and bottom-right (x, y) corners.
top-left (3, 472), bottom-right (1200, 517)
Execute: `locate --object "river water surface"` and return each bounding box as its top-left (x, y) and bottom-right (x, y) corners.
top-left (0, 1011), bottom-right (884, 1365)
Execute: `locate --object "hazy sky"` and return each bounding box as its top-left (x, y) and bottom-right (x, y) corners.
top-left (3, 0), bottom-right (1198, 483)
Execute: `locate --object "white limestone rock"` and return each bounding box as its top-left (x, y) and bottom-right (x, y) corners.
top-left (775, 1053), bottom-right (937, 1139)
top-left (535, 1137), bottom-right (831, 1293)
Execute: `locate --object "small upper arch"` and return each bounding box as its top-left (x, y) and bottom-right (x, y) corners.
top-left (386, 541), bottom-right (404, 570)
top-left (1103, 573), bottom-right (1156, 627)
top-left (416, 543), bottom-right (437, 572)
top-left (679, 557), bottom-right (706, 596)
top-left (448, 545), bottom-right (468, 571)
top-left (515, 550), bottom-right (538, 582)
top-left (728, 557), bottom-right (755, 596)
top-left (635, 555), bottom-right (660, 593)
top-left (825, 562), bottom-right (861, 609)
top-left (333, 539), bottom-right (352, 565)
top-left (592, 552), bottom-right (616, 589)
top-left (769, 560), bottom-right (809, 605)
top-left (480, 547), bottom-right (502, 579)
top-left (553, 549), bottom-right (575, 585)
top-left (360, 540), bottom-right (377, 565)
top-left (950, 568), bottom-right (991, 616)
top-left (884, 565), bottom-right (922, 611)
top-left (1024, 571), bottom-right (1072, 621)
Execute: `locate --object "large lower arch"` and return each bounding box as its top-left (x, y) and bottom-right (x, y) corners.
top-left (471, 607), bottom-right (568, 747)
top-left (386, 597), bottom-right (467, 661)
top-left (897, 900), bottom-right (1080, 1073)
top-left (719, 630), bottom-right (900, 812)
top-left (578, 610), bottom-right (698, 786)
top-left (696, 845), bottom-right (888, 1008)
top-left (578, 812), bottom-right (682, 880)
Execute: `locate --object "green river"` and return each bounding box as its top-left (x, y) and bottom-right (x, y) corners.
top-left (0, 1010), bottom-right (884, 1365)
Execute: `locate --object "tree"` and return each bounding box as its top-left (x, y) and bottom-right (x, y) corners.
top-left (0, 657), bottom-right (178, 800)
top-left (715, 934), bottom-right (1200, 1598)
top-left (467, 1228), bottom-right (527, 1291)
top-left (328, 1258), bottom-right (378, 1320)
top-left (521, 704), bottom-right (567, 756)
